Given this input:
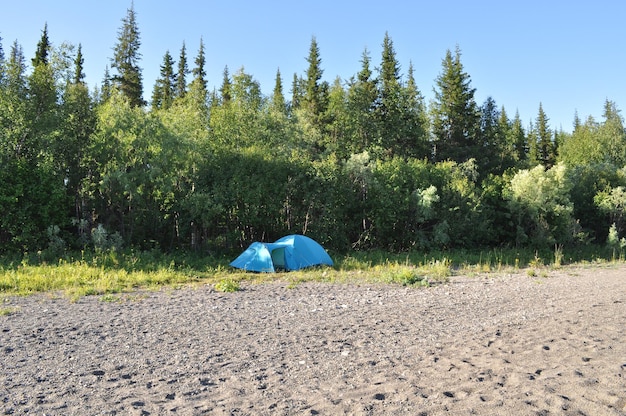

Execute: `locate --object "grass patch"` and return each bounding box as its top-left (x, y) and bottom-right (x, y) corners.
top-left (214, 278), bottom-right (240, 293)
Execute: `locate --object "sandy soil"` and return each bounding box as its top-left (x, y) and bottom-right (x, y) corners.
top-left (1, 264), bottom-right (625, 415)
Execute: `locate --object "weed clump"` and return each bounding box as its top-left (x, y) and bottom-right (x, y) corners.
top-left (215, 278), bottom-right (240, 293)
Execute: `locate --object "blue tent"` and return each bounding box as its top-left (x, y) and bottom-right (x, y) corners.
top-left (230, 234), bottom-right (333, 272)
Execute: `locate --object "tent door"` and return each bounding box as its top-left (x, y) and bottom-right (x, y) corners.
top-left (271, 247), bottom-right (287, 270)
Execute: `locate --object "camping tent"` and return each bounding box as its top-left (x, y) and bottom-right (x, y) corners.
top-left (230, 234), bottom-right (333, 272)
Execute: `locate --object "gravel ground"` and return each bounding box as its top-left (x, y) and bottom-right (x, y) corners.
top-left (1, 264), bottom-right (625, 415)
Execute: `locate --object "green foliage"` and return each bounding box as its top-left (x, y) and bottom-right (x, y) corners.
top-left (506, 163), bottom-right (576, 247)
top-left (43, 225), bottom-right (66, 261)
top-left (91, 224), bottom-right (123, 253)
top-left (595, 185), bottom-right (626, 235)
top-left (3, 22), bottom-right (626, 259)
top-left (567, 163), bottom-right (621, 242)
top-left (559, 100), bottom-right (626, 167)
top-left (0, 158), bottom-right (68, 252)
top-left (606, 223), bottom-right (626, 260)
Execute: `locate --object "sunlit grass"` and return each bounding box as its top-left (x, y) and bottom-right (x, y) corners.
top-left (0, 257), bottom-right (201, 300)
top-left (0, 245), bottom-right (623, 299)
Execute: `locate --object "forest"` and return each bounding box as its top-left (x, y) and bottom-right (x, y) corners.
top-left (1, 5), bottom-right (626, 261)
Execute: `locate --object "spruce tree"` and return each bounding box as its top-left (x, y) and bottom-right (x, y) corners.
top-left (477, 96), bottom-right (503, 174)
top-left (151, 50), bottom-right (176, 110)
top-left (61, 47), bottom-right (96, 226)
top-left (0, 36), bottom-right (4, 82)
top-left (0, 35), bottom-right (4, 64)
top-left (175, 42), bottom-right (188, 99)
top-left (397, 61), bottom-right (429, 158)
top-left (573, 110), bottom-right (581, 132)
top-left (73, 44), bottom-right (86, 84)
top-left (111, 3), bottom-right (144, 107)
top-left (191, 38), bottom-right (207, 92)
top-left (374, 32), bottom-right (404, 156)
top-left (535, 103), bottom-right (555, 167)
top-left (527, 120), bottom-right (539, 166)
top-left (599, 99), bottom-right (626, 166)
top-left (346, 48), bottom-right (377, 153)
top-left (509, 110), bottom-right (527, 165)
top-left (290, 73), bottom-right (303, 110)
top-left (0, 41), bottom-right (27, 159)
top-left (6, 41), bottom-right (26, 93)
top-left (220, 66), bottom-right (231, 104)
top-left (188, 38), bottom-right (208, 107)
top-left (270, 68), bottom-right (286, 114)
top-left (32, 23), bottom-right (50, 67)
top-left (378, 32), bottom-right (401, 114)
top-left (28, 24), bottom-right (58, 158)
top-left (431, 46), bottom-right (480, 163)
top-left (303, 36), bottom-right (328, 126)
top-left (101, 65), bottom-right (112, 103)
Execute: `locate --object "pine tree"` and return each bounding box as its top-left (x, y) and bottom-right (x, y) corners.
top-left (431, 46), bottom-right (480, 163)
top-left (188, 38), bottom-right (208, 107)
top-left (303, 36), bottom-right (328, 126)
top-left (175, 42), bottom-right (188, 99)
top-left (220, 66), bottom-right (231, 104)
top-left (32, 23), bottom-right (50, 67)
top-left (73, 44), bottom-right (86, 85)
top-left (151, 50), bottom-right (176, 110)
top-left (100, 65), bottom-right (112, 103)
top-left (397, 61), bottom-right (429, 158)
top-left (0, 41), bottom-right (28, 159)
top-left (111, 3), bottom-right (144, 107)
top-left (374, 32), bottom-right (404, 156)
top-left (509, 110), bottom-right (527, 165)
top-left (573, 110), bottom-right (581, 132)
top-left (191, 37), bottom-right (207, 92)
top-left (599, 99), bottom-right (626, 166)
top-left (477, 96), bottom-right (503, 174)
top-left (535, 103), bottom-right (555, 167)
top-left (0, 36), bottom-right (5, 83)
top-left (28, 24), bottom-right (58, 157)
top-left (346, 48), bottom-right (377, 153)
top-left (378, 32), bottom-right (401, 115)
top-left (270, 68), bottom-right (286, 114)
top-left (527, 120), bottom-right (539, 166)
top-left (61, 48), bottom-right (96, 226)
top-left (290, 73), bottom-right (303, 110)
top-left (6, 41), bottom-right (26, 92)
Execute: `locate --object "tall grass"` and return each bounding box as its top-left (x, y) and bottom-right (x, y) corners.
top-left (0, 245), bottom-right (622, 299)
top-left (0, 259), bottom-right (200, 300)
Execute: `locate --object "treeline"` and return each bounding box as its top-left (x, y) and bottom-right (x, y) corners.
top-left (1, 5), bottom-right (626, 258)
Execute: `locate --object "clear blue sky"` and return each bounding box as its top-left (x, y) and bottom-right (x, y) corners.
top-left (2, 0), bottom-right (625, 132)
